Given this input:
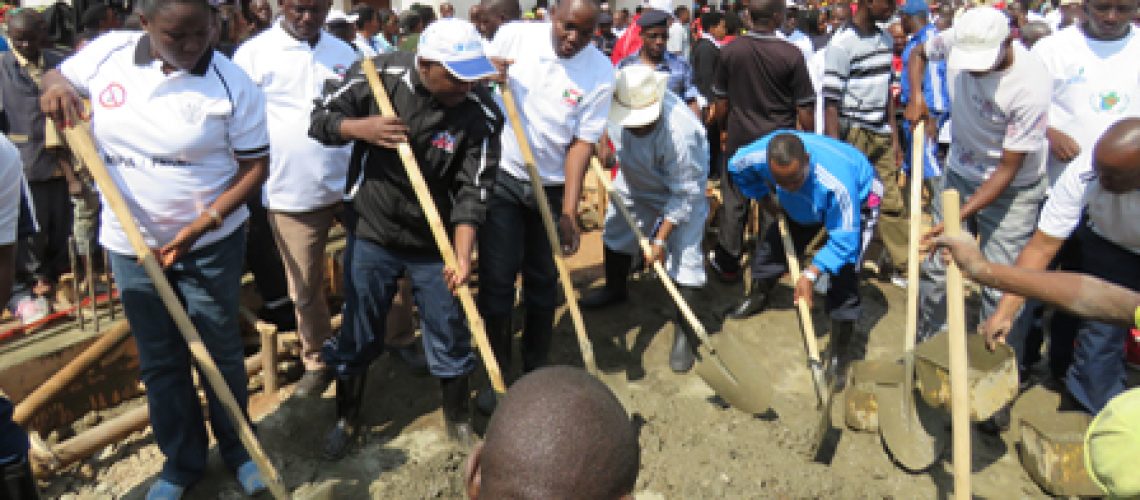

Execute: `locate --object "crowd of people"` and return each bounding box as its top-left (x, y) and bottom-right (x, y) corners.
top-left (0, 0), bottom-right (1138, 497)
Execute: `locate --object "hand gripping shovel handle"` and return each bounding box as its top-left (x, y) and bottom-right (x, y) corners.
top-left (499, 85), bottom-right (598, 375)
top-left (359, 58), bottom-right (506, 395)
top-left (942, 190), bottom-right (971, 499)
top-left (775, 213), bottom-right (828, 406)
top-left (587, 158), bottom-right (716, 351)
top-left (61, 127), bottom-right (290, 499)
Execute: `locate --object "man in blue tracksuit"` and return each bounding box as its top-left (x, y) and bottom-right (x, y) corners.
top-left (729, 131), bottom-right (882, 388)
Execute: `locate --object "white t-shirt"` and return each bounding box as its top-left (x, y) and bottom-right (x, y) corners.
top-left (1038, 160), bottom-right (1140, 254)
top-left (490, 22), bottom-right (615, 184)
top-left (667, 21), bottom-right (690, 58)
top-left (234, 22), bottom-right (356, 212)
top-left (0, 136), bottom-right (23, 246)
top-left (59, 31), bottom-right (269, 255)
top-left (1031, 25), bottom-right (1140, 184)
top-left (927, 32), bottom-right (1050, 187)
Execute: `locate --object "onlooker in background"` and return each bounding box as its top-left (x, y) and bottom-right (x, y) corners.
top-left (900, 0), bottom-right (950, 221)
top-left (414, 3), bottom-right (438, 27)
top-left (0, 10), bottom-right (72, 324)
top-left (618, 10), bottom-right (704, 116)
top-left (691, 11), bottom-right (727, 173)
top-left (379, 8), bottom-right (400, 48)
top-left (781, 1), bottom-right (814, 62)
top-left (78, 2), bottom-right (119, 43)
top-left (477, 0), bottom-right (521, 40)
top-left (1020, 20), bottom-right (1052, 47)
top-left (353, 4), bottom-right (393, 56)
top-left (398, 9), bottom-right (425, 52)
top-left (668, 5), bottom-right (693, 59)
top-left (469, 3), bottom-right (483, 25)
top-left (803, 8), bottom-right (829, 50)
top-left (440, 1), bottom-right (455, 18)
top-left (326, 9), bottom-right (358, 45)
top-left (827, 3), bottom-right (850, 33)
top-left (594, 12), bottom-right (618, 56)
top-left (247, 0), bottom-right (275, 34)
top-left (614, 8), bottom-right (631, 37)
top-left (1047, 0), bottom-right (1084, 31)
top-left (822, 0), bottom-right (905, 284)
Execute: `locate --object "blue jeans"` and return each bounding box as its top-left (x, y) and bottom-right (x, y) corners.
top-left (110, 228), bottom-right (250, 487)
top-left (323, 235), bottom-right (474, 379)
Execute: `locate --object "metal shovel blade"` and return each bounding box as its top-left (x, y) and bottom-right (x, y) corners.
top-left (693, 333), bottom-right (773, 415)
top-left (877, 381), bottom-right (950, 472)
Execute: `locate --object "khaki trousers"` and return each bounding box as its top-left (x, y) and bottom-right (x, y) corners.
top-left (268, 204), bottom-right (340, 370)
top-left (845, 126), bottom-right (908, 271)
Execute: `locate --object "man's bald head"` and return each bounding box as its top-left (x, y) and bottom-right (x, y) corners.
top-left (1093, 118), bottom-right (1140, 194)
top-left (749, 0), bottom-right (787, 28)
top-left (466, 367), bottom-right (639, 500)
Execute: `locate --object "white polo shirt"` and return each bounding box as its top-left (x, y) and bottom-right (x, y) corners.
top-left (490, 22), bottom-right (615, 185)
top-left (59, 31), bottom-right (269, 255)
top-left (234, 21), bottom-right (356, 212)
top-left (1037, 160), bottom-right (1140, 254)
top-left (1031, 25), bottom-right (1140, 184)
top-left (0, 135), bottom-right (23, 246)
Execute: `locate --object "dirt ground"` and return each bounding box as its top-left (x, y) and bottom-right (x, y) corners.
top-left (43, 229), bottom-right (1054, 499)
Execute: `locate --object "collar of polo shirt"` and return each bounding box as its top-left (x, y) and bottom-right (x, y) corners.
top-left (133, 34), bottom-right (213, 76)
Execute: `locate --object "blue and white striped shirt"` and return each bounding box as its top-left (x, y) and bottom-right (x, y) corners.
top-left (900, 24), bottom-right (950, 114)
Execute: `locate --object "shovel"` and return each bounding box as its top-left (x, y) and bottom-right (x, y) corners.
top-left (589, 158), bottom-right (772, 414)
top-left (60, 128), bottom-right (290, 499)
top-left (879, 121), bottom-right (950, 471)
top-left (358, 58), bottom-right (506, 396)
top-left (498, 86), bottom-right (599, 375)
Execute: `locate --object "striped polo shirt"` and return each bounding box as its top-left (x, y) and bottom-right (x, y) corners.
top-left (821, 23), bottom-right (894, 135)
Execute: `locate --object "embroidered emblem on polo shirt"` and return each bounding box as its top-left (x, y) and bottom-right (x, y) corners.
top-left (99, 82), bottom-right (127, 109)
top-left (561, 88), bottom-right (583, 107)
top-left (431, 131), bottom-right (457, 153)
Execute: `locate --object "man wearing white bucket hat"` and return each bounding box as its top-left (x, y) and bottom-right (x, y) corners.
top-left (579, 65), bottom-right (710, 373)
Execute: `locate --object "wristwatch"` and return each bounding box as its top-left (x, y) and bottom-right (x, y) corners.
top-left (802, 267), bottom-right (819, 284)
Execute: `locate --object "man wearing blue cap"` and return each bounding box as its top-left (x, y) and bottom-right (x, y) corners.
top-left (899, 0), bottom-right (950, 196)
top-left (310, 18), bottom-right (504, 457)
top-left (619, 9), bottom-right (705, 117)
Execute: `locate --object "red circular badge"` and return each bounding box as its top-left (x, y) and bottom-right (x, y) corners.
top-left (99, 82), bottom-right (127, 109)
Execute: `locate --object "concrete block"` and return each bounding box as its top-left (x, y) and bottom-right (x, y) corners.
top-left (844, 359), bottom-right (905, 432)
top-left (1018, 410), bottom-right (1101, 497)
top-left (914, 331), bottom-right (1017, 421)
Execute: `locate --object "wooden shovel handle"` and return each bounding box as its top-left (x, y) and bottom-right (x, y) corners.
top-left (359, 58), bottom-right (505, 394)
top-left (904, 121), bottom-right (925, 355)
top-left (587, 158), bottom-right (714, 348)
top-left (942, 189), bottom-right (971, 499)
top-left (61, 127), bottom-right (290, 500)
top-left (776, 214), bottom-right (822, 364)
top-left (499, 85), bottom-right (598, 375)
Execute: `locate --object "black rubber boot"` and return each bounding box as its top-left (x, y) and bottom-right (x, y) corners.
top-left (323, 373), bottom-right (367, 460)
top-left (725, 277), bottom-right (776, 320)
top-left (579, 246), bottom-right (632, 309)
top-left (440, 376), bottom-right (474, 447)
top-left (522, 309), bottom-right (555, 373)
top-left (476, 315), bottom-right (513, 415)
top-left (670, 286), bottom-right (702, 373)
top-left (1, 456), bottom-right (40, 500)
top-left (827, 320), bottom-right (856, 390)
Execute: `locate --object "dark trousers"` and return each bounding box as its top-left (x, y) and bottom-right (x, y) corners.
top-left (324, 235), bottom-right (474, 379)
top-left (1063, 219), bottom-right (1139, 413)
top-left (110, 228), bottom-right (250, 486)
top-left (714, 146), bottom-right (751, 265)
top-left (16, 178), bottom-right (71, 285)
top-left (477, 171), bottom-right (564, 318)
top-left (244, 187), bottom-right (289, 304)
top-left (751, 216), bottom-right (862, 322)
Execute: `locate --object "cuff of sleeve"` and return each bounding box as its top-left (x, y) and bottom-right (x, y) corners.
top-left (234, 144), bottom-right (270, 160)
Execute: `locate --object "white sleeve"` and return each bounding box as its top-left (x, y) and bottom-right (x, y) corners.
top-left (231, 43), bottom-right (262, 86)
top-left (489, 22), bottom-right (520, 59)
top-left (225, 69), bottom-right (270, 160)
top-left (1037, 161), bottom-right (1090, 239)
top-left (924, 29), bottom-right (952, 62)
top-left (58, 31), bottom-right (137, 97)
top-left (574, 77), bottom-right (615, 143)
top-left (0, 137), bottom-right (23, 246)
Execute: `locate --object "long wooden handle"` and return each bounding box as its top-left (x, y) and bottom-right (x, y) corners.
top-left (942, 189), bottom-right (971, 500)
top-left (61, 128), bottom-right (290, 499)
top-left (903, 122), bottom-right (925, 382)
top-left (587, 158), bottom-right (714, 348)
top-left (776, 215), bottom-right (821, 364)
top-left (359, 58), bottom-right (505, 394)
top-left (499, 86), bottom-right (598, 375)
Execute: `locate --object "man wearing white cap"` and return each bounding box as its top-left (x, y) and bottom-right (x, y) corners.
top-left (579, 66), bottom-right (710, 373)
top-left (907, 6), bottom-right (1051, 348)
top-left (309, 18), bottom-right (503, 456)
top-left (233, 0), bottom-right (357, 399)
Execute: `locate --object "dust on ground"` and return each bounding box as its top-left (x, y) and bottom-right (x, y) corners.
top-left (43, 231), bottom-right (1049, 499)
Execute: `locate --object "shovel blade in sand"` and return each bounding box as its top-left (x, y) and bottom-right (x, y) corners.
top-left (878, 382), bottom-right (951, 472)
top-left (693, 334), bottom-right (773, 415)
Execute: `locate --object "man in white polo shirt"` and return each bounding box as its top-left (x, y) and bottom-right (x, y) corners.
top-left (1031, 0), bottom-right (1139, 184)
top-left (234, 0), bottom-right (357, 398)
top-left (477, 0), bottom-right (614, 410)
top-left (907, 6), bottom-right (1051, 346)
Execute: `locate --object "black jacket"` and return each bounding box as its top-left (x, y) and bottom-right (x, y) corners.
top-left (690, 37), bottom-right (720, 102)
top-left (309, 52), bottom-right (503, 254)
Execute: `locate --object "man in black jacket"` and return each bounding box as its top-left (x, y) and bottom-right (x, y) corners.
top-left (309, 18), bottom-right (503, 458)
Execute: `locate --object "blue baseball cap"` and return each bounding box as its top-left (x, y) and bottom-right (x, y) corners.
top-left (417, 19), bottom-right (497, 81)
top-left (900, 0), bottom-right (930, 15)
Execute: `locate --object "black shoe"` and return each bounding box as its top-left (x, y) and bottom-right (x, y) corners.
top-left (293, 369), bottom-right (333, 398)
top-left (826, 320), bottom-right (856, 390)
top-left (440, 376), bottom-right (474, 448)
top-left (725, 278), bottom-right (774, 320)
top-left (1, 456), bottom-right (40, 500)
top-left (522, 309), bottom-right (555, 373)
top-left (670, 286), bottom-right (701, 373)
top-left (257, 301), bottom-right (297, 332)
top-left (324, 374), bottom-right (367, 460)
top-left (707, 248), bottom-right (741, 283)
top-left (580, 246), bottom-right (632, 309)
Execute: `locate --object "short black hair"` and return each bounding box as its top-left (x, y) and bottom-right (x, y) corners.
top-left (768, 133), bottom-right (808, 166)
top-left (674, 5), bottom-right (689, 16)
top-left (81, 3), bottom-right (111, 31)
top-left (352, 4), bottom-right (377, 28)
top-left (700, 11), bottom-right (724, 29)
top-left (141, 0), bottom-right (212, 17)
top-left (482, 0), bottom-right (522, 20)
top-left (724, 11), bottom-right (743, 32)
top-left (400, 9), bottom-right (422, 32)
top-left (748, 0), bottom-right (785, 24)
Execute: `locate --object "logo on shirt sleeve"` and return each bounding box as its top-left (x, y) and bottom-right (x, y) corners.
top-left (431, 131), bottom-right (457, 153)
top-left (99, 82), bottom-right (127, 109)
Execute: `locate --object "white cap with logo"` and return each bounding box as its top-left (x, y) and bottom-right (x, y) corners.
top-left (948, 6), bottom-right (1011, 72)
top-left (417, 18), bottom-right (498, 81)
top-left (609, 65), bottom-right (670, 128)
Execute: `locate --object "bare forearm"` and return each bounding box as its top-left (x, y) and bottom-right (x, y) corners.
top-left (975, 262), bottom-right (1140, 327)
top-left (561, 139), bottom-right (592, 217)
top-left (824, 103), bottom-right (840, 139)
top-left (453, 223), bottom-right (476, 264)
top-left (991, 231), bottom-right (1065, 319)
top-left (714, 98), bottom-right (728, 129)
top-left (653, 218), bottom-right (675, 243)
top-left (797, 105), bottom-right (815, 132)
top-left (211, 158), bottom-right (267, 223)
top-left (960, 151), bottom-right (1024, 220)
top-left (907, 46), bottom-right (927, 111)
